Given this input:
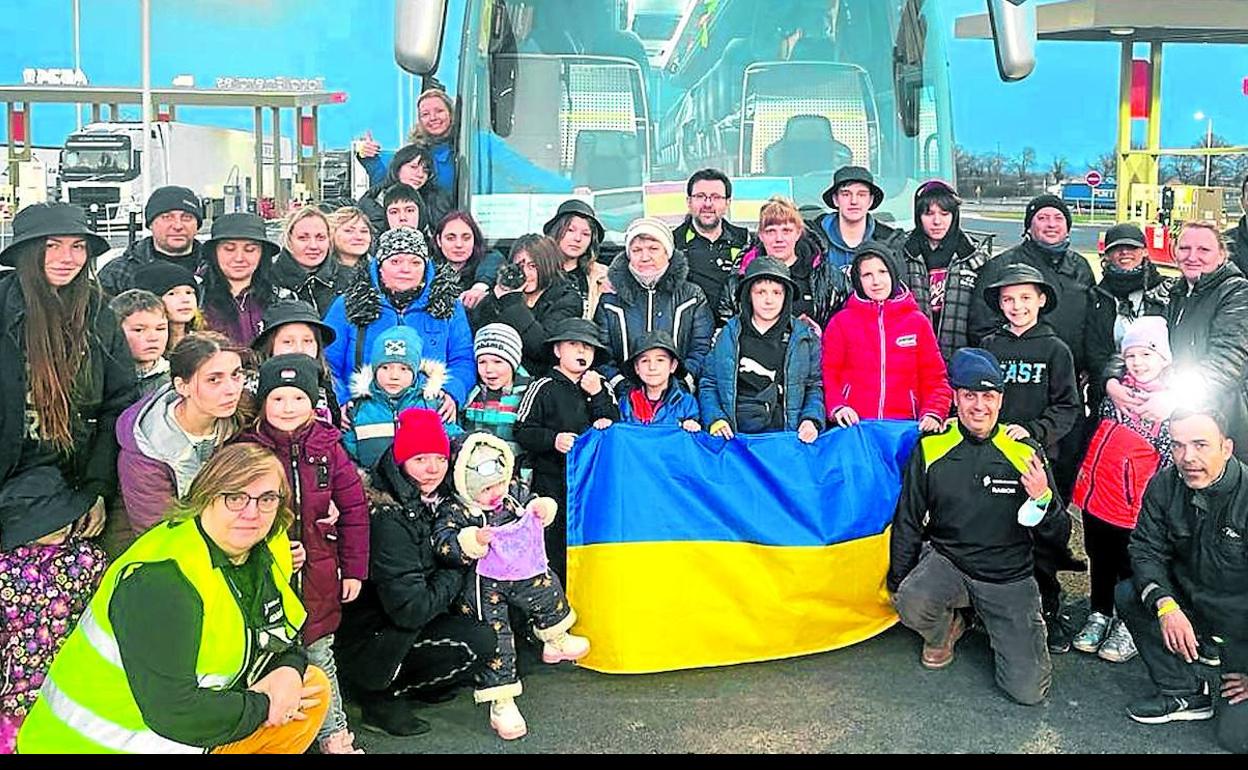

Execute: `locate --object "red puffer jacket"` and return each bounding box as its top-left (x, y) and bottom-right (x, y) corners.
top-left (237, 419), bottom-right (370, 644)
top-left (821, 289), bottom-right (952, 422)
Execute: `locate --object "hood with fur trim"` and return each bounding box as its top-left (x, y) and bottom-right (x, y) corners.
top-left (349, 358), bottom-right (448, 404)
top-left (342, 251), bottom-right (460, 326)
top-left (606, 247), bottom-right (692, 305)
top-left (452, 432), bottom-right (516, 512)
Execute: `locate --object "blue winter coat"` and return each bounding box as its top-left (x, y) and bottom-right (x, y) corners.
top-left (617, 384), bottom-right (701, 426)
top-left (698, 318), bottom-right (826, 433)
top-left (324, 256), bottom-right (475, 406)
top-left (343, 360), bottom-right (463, 469)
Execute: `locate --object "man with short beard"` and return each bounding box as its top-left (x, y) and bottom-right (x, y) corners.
top-left (672, 168), bottom-right (749, 320)
top-left (98, 185), bottom-right (204, 297)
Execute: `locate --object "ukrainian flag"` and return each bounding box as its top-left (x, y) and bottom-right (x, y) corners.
top-left (565, 421), bottom-right (920, 674)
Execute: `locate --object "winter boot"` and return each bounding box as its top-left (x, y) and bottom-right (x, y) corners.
top-left (541, 631), bottom-right (591, 664)
top-left (489, 697), bottom-right (528, 740)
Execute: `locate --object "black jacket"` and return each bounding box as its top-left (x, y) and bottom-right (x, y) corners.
top-left (671, 216), bottom-right (750, 315)
top-left (0, 276), bottom-right (136, 506)
top-left (981, 322), bottom-right (1081, 453)
top-left (515, 369), bottom-right (619, 485)
top-left (97, 236), bottom-right (203, 298)
top-left (271, 250), bottom-right (354, 317)
top-left (1084, 261), bottom-right (1172, 406)
top-left (970, 238), bottom-right (1096, 373)
top-left (716, 223), bottom-right (851, 329)
top-left (595, 249), bottom-right (714, 384)
top-left (888, 421), bottom-right (1070, 589)
top-left (471, 277), bottom-right (583, 376)
top-left (1166, 263), bottom-right (1248, 457)
top-left (1228, 216), bottom-right (1248, 278)
top-left (1130, 458), bottom-right (1248, 639)
top-left (335, 454), bottom-right (469, 692)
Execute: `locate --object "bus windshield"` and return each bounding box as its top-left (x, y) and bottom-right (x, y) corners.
top-left (459, 0), bottom-right (953, 240)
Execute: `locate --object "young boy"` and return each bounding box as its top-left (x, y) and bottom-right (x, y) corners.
top-left (463, 323), bottom-right (532, 475)
top-left (515, 317), bottom-right (619, 581)
top-left (109, 289), bottom-right (171, 397)
top-left (699, 256), bottom-right (824, 443)
top-left (431, 432), bottom-right (589, 741)
top-left (980, 262), bottom-right (1082, 654)
top-left (980, 263), bottom-right (1080, 458)
top-left (384, 183), bottom-right (424, 232)
top-left (345, 325), bottom-right (461, 468)
top-left (616, 329), bottom-right (700, 431)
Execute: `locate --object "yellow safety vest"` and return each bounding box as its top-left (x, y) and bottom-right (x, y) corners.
top-left (17, 519), bottom-right (305, 754)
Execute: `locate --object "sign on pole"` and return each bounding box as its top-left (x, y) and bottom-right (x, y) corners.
top-left (1086, 170), bottom-right (1103, 187)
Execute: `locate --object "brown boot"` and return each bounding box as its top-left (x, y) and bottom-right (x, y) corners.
top-left (921, 612), bottom-right (965, 670)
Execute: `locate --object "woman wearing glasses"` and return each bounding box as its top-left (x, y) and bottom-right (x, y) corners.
top-left (116, 332), bottom-right (247, 544)
top-left (18, 443), bottom-right (330, 754)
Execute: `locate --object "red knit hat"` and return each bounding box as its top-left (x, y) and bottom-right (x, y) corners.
top-left (393, 408), bottom-right (450, 463)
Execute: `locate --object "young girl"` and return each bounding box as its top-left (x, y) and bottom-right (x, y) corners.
top-left (133, 261), bottom-right (201, 351)
top-left (432, 432), bottom-right (589, 741)
top-left (1071, 316), bottom-right (1174, 663)
top-left (252, 299), bottom-right (343, 428)
top-left (237, 353), bottom-right (370, 754)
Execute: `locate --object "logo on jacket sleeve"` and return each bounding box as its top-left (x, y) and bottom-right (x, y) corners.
top-left (896, 334), bottom-right (917, 348)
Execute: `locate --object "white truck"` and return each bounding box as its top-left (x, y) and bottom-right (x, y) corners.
top-left (59, 121), bottom-right (294, 227)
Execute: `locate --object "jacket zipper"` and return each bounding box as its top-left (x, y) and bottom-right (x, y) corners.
top-left (1123, 457), bottom-right (1134, 509)
top-left (877, 304), bottom-right (887, 419)
top-left (288, 442), bottom-right (304, 600)
top-left (646, 289), bottom-right (655, 333)
top-left (1079, 423), bottom-right (1115, 509)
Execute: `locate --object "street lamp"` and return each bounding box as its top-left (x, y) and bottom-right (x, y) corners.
top-left (1194, 111), bottom-right (1213, 188)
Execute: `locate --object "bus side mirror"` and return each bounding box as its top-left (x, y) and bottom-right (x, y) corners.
top-left (395, 0), bottom-right (449, 76)
top-left (987, 0), bottom-right (1036, 82)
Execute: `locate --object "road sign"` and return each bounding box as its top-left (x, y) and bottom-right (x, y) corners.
top-left (1086, 170), bottom-right (1103, 187)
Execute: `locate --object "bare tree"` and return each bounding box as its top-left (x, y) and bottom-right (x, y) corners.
top-left (1050, 156), bottom-right (1067, 183)
top-left (1015, 146), bottom-right (1037, 180)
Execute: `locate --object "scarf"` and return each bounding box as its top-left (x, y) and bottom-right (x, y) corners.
top-left (383, 284), bottom-right (423, 313)
top-left (904, 228), bottom-right (959, 271)
top-left (628, 265), bottom-right (665, 291)
top-left (1099, 261), bottom-right (1150, 299)
top-left (1031, 236), bottom-right (1072, 258)
top-left (627, 388), bottom-right (663, 424)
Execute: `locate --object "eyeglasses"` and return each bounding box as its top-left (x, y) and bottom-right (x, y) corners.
top-left (219, 491), bottom-right (284, 513)
top-left (690, 193), bottom-right (728, 204)
top-left (469, 458), bottom-right (506, 478)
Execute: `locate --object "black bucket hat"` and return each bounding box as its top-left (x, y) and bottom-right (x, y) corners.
top-left (252, 298), bottom-right (337, 351)
top-left (821, 166), bottom-right (885, 211)
top-left (0, 203), bottom-right (111, 267)
top-left (544, 317), bottom-right (607, 351)
top-left (543, 199), bottom-right (605, 243)
top-left (202, 213), bottom-right (281, 259)
top-left (737, 255), bottom-right (797, 300)
top-left (626, 329), bottom-right (685, 380)
top-left (0, 465), bottom-right (97, 551)
top-left (982, 263), bottom-right (1059, 315)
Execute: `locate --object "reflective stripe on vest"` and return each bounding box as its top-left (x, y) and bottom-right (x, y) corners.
top-left (38, 678), bottom-right (203, 754)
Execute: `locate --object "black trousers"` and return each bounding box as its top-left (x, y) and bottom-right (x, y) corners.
top-left (1083, 514), bottom-right (1133, 615)
top-left (531, 468), bottom-right (568, 583)
top-left (1115, 580), bottom-right (1248, 753)
top-left (382, 614), bottom-right (497, 698)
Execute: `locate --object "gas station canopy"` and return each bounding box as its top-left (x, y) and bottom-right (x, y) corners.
top-left (956, 0), bottom-right (1248, 44)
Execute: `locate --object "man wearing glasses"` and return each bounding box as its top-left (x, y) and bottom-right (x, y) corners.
top-left (673, 168), bottom-right (750, 322)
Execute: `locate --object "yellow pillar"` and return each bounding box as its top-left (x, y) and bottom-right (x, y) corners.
top-left (1145, 42), bottom-right (1163, 185)
top-left (1115, 41), bottom-right (1133, 222)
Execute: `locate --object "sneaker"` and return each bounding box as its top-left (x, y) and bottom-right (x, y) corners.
top-left (1097, 619), bottom-right (1138, 663)
top-left (1072, 612), bottom-right (1111, 654)
top-left (1044, 611), bottom-right (1072, 654)
top-left (921, 612), bottom-right (965, 670)
top-left (542, 631), bottom-right (590, 664)
top-left (360, 698), bottom-right (431, 737)
top-left (489, 697), bottom-right (528, 740)
top-left (1128, 684), bottom-right (1214, 724)
top-left (1197, 635), bottom-right (1222, 667)
top-left (318, 728), bottom-right (365, 754)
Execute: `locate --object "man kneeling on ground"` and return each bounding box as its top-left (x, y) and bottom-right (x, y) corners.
top-left (887, 347), bottom-right (1071, 705)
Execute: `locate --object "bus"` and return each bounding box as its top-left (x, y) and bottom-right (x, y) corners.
top-left (396, 0), bottom-right (1034, 243)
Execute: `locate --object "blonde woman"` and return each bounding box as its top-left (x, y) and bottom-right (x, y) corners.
top-left (274, 206), bottom-right (353, 316)
top-left (329, 206), bottom-right (372, 271)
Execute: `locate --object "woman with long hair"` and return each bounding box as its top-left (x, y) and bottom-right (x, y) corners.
top-left (543, 200), bottom-right (609, 318)
top-left (359, 143), bottom-right (453, 236)
top-left (330, 206), bottom-right (373, 271)
top-left (200, 213), bottom-right (281, 346)
top-left (435, 210), bottom-right (501, 310)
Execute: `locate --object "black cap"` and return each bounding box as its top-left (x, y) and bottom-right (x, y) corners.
top-left (0, 203), bottom-right (110, 267)
top-left (1024, 194), bottom-right (1072, 232)
top-left (144, 185), bottom-right (203, 226)
top-left (821, 166), bottom-right (885, 211)
top-left (202, 213), bottom-right (281, 259)
top-left (1103, 223), bottom-right (1146, 253)
top-left (252, 299), bottom-right (337, 351)
top-left (542, 199), bottom-right (605, 242)
top-left (134, 260), bottom-right (198, 297)
top-left (948, 347), bottom-right (1004, 392)
top-left (982, 262), bottom-right (1059, 315)
top-left (256, 353), bottom-right (321, 405)
top-left (544, 317), bottom-right (607, 350)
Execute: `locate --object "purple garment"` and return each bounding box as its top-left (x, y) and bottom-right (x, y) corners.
top-left (115, 391), bottom-right (178, 538)
top-left (202, 289), bottom-right (267, 347)
top-left (477, 510), bottom-right (548, 581)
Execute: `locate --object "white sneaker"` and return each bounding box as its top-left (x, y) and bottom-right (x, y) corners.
top-left (1098, 619), bottom-right (1138, 663)
top-left (489, 697), bottom-right (528, 740)
top-left (542, 631), bottom-right (590, 664)
top-left (1072, 612), bottom-right (1110, 653)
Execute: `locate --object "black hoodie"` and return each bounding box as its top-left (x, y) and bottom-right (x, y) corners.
top-left (981, 320), bottom-right (1080, 454)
